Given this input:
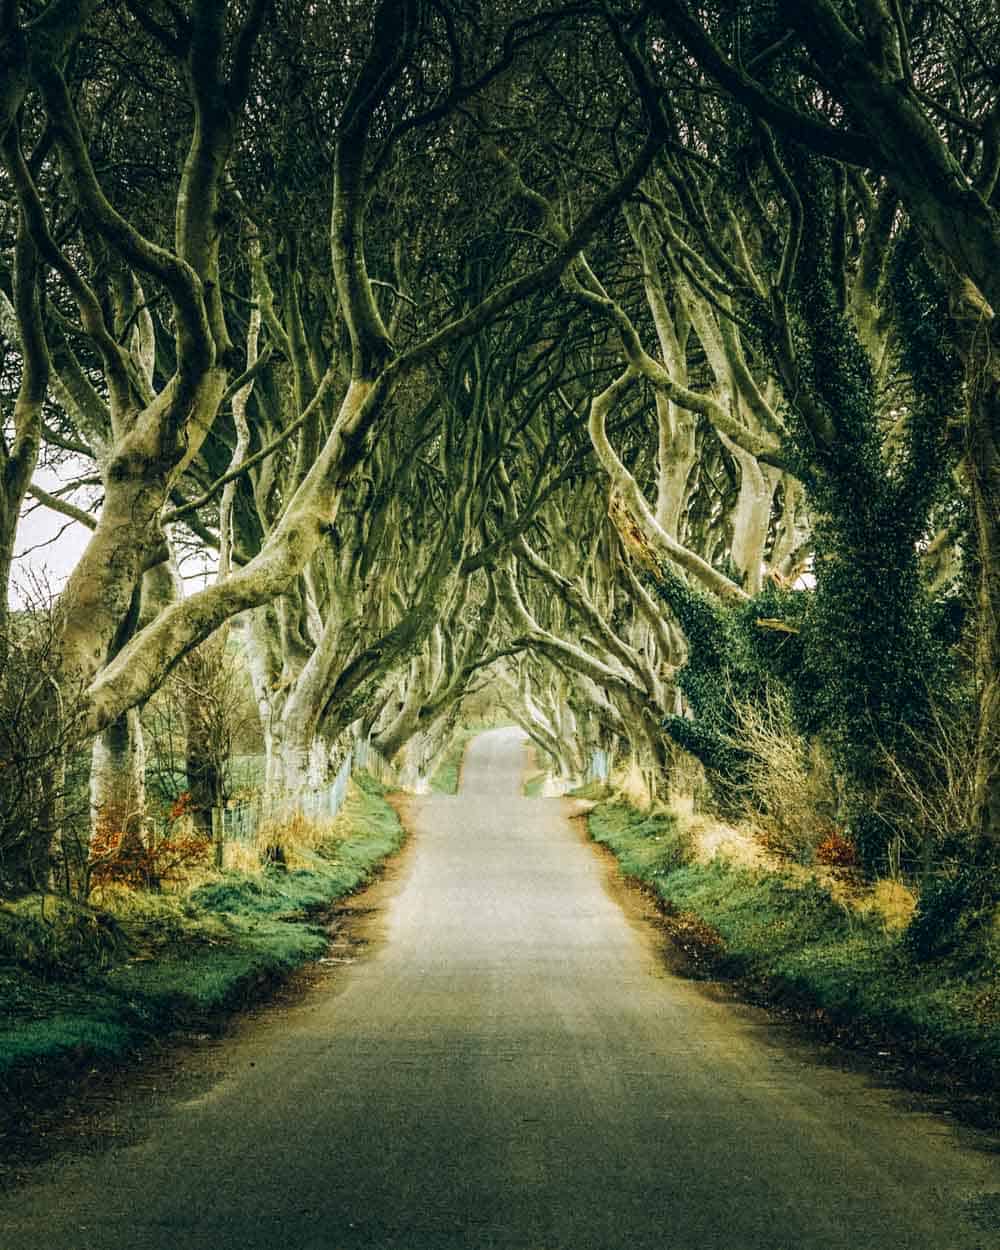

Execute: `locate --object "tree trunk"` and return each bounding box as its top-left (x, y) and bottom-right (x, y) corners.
top-left (185, 684), bottom-right (219, 838)
top-left (968, 377), bottom-right (1000, 865)
top-left (718, 434), bottom-right (777, 594)
top-left (395, 731), bottom-right (435, 793)
top-left (238, 604), bottom-right (285, 789)
top-left (90, 708), bottom-right (147, 870)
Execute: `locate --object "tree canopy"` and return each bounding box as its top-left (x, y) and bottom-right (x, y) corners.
top-left (1, 0), bottom-right (997, 946)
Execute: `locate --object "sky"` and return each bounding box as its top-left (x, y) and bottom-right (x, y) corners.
top-left (11, 464), bottom-right (94, 607)
top-left (12, 466), bottom-right (215, 607)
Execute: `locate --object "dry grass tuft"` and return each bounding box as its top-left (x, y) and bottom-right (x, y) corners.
top-left (222, 840), bottom-right (265, 875)
top-left (730, 685), bottom-right (843, 864)
top-left (87, 880), bottom-right (184, 920)
top-left (219, 810), bottom-right (334, 872)
top-left (614, 758), bottom-right (655, 810)
top-left (685, 814), bottom-right (769, 869)
top-left (669, 792), bottom-right (696, 817)
top-left (863, 879), bottom-right (918, 931)
top-left (195, 780), bottom-right (371, 875)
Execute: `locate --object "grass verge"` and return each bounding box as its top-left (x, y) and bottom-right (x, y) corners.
top-left (587, 798), bottom-right (1000, 1112)
top-left (523, 770), bottom-right (547, 797)
top-left (0, 773), bottom-right (404, 1108)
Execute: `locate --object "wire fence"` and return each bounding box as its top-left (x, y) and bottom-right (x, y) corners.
top-left (221, 742), bottom-right (394, 846)
top-left (352, 737), bottom-right (396, 786)
top-left (587, 749), bottom-right (611, 784)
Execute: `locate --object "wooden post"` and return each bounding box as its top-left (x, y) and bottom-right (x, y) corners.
top-left (212, 805), bottom-right (224, 870)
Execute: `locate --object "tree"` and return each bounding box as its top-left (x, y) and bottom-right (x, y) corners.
top-left (0, 581), bottom-right (87, 893)
top-left (2, 1), bottom-right (670, 890)
top-left (646, 0), bottom-right (999, 869)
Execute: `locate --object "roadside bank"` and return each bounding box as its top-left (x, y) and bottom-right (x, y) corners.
top-left (0, 773), bottom-right (405, 1144)
top-left (584, 794), bottom-right (1000, 1129)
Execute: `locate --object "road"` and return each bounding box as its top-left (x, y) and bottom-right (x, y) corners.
top-left (2, 726), bottom-right (998, 1249)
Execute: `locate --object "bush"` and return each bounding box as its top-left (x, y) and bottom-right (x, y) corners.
top-left (0, 588), bottom-right (89, 895)
top-left (88, 799), bottom-right (212, 892)
top-left (729, 683), bottom-right (844, 864)
top-left (872, 690), bottom-right (977, 876)
top-left (815, 830), bottom-right (857, 868)
top-left (0, 895), bottom-right (129, 976)
top-left (906, 866), bottom-right (997, 962)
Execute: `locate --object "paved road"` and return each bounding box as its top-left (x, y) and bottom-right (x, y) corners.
top-left (2, 727), bottom-right (998, 1249)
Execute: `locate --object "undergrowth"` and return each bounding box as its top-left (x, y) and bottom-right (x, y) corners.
top-left (588, 798), bottom-right (1000, 1094)
top-left (0, 773), bottom-right (404, 1094)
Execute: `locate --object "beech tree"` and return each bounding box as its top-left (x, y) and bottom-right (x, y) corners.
top-left (2, 1), bottom-right (994, 938)
top-left (644, 0), bottom-right (999, 874)
top-left (1, 0), bottom-right (671, 891)
top-left (453, 7), bottom-right (980, 887)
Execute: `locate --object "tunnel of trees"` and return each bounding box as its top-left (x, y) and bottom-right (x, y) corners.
top-left (1, 0), bottom-right (997, 954)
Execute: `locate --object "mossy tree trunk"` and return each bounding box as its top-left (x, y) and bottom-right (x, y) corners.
top-left (967, 369), bottom-right (1000, 863)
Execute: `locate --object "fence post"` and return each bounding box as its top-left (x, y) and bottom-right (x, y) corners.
top-left (212, 805), bottom-right (224, 870)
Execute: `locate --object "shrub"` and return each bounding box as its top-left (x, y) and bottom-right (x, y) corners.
top-left (728, 683), bottom-right (844, 864)
top-left (88, 802), bottom-right (211, 892)
top-left (815, 830), bottom-right (858, 868)
top-left (0, 587), bottom-right (89, 895)
top-left (872, 690), bottom-right (977, 876)
top-left (906, 866), bottom-right (996, 962)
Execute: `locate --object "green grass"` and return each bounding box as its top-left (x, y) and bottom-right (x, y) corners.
top-left (0, 774), bottom-right (405, 1090)
top-left (567, 779), bottom-right (614, 801)
top-left (588, 798), bottom-right (1000, 1092)
top-left (587, 801), bottom-right (692, 878)
top-left (0, 1011), bottom-right (134, 1068)
top-left (523, 770), bottom-right (547, 797)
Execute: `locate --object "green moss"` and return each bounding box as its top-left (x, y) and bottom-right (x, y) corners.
top-left (0, 780), bottom-right (405, 1092)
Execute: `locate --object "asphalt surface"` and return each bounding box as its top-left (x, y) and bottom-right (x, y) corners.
top-left (2, 725), bottom-right (998, 1249)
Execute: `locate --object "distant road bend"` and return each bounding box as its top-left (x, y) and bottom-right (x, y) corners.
top-left (2, 726), bottom-right (997, 1249)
